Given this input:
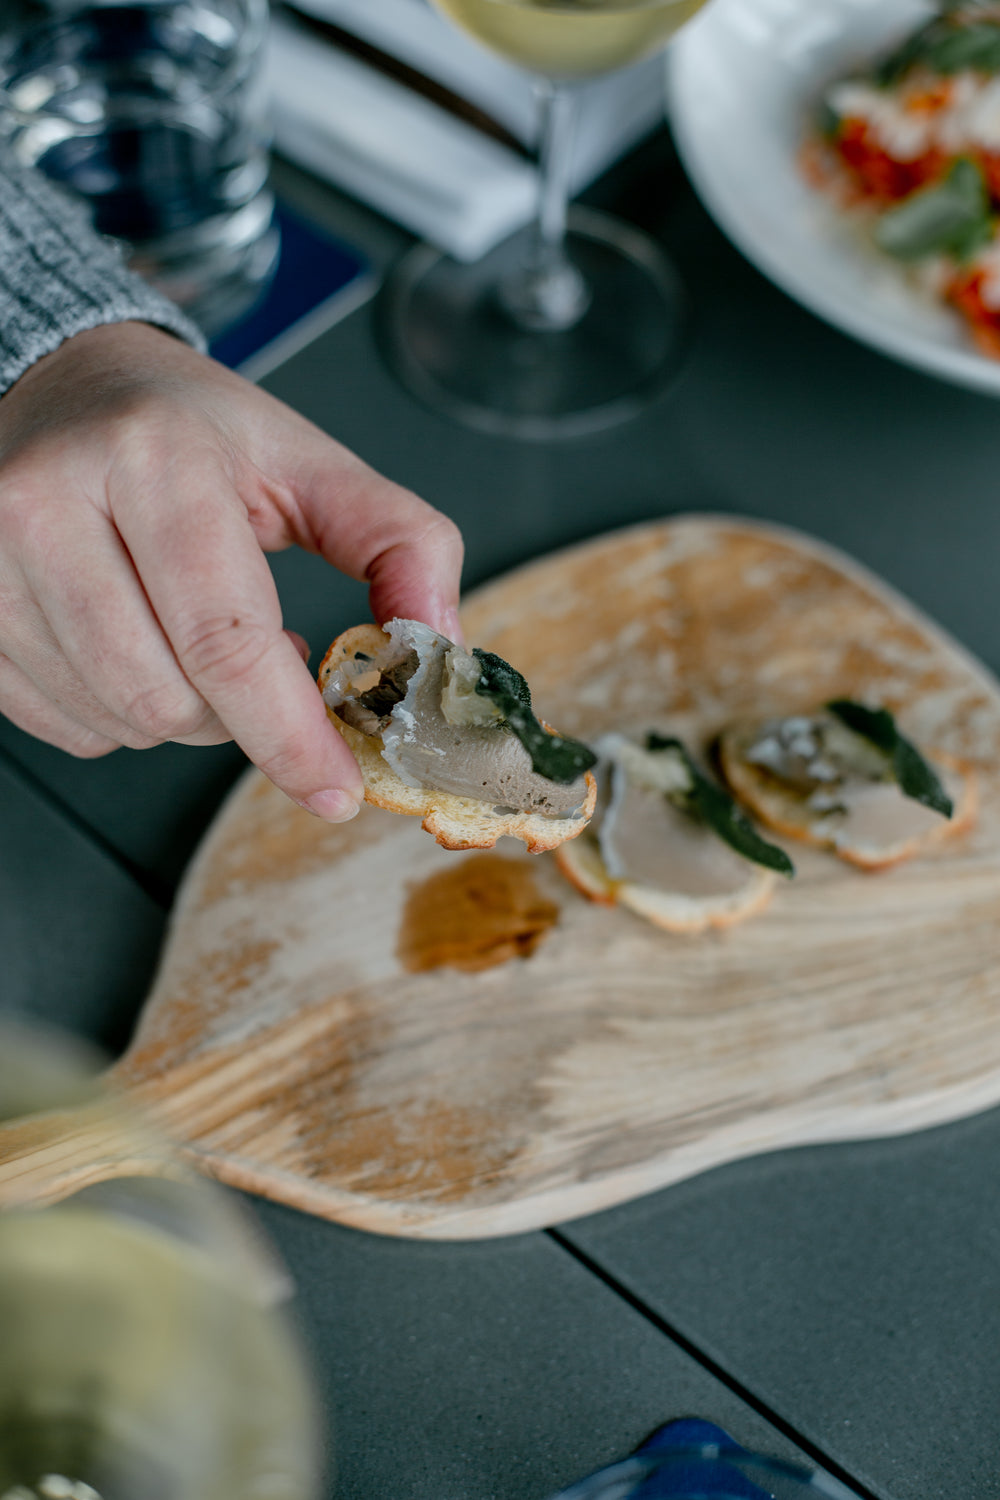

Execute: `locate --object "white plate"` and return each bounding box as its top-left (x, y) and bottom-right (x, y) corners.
top-left (666, 0), bottom-right (1000, 396)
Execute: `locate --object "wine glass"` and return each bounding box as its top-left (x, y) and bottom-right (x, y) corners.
top-left (380, 0), bottom-right (712, 440)
top-left (0, 1023), bottom-right (322, 1500)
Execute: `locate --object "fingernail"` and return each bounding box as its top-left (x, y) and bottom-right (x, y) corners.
top-left (303, 788), bottom-right (361, 822)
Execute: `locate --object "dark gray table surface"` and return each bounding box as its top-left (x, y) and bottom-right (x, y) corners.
top-left (3, 128), bottom-right (1000, 1499)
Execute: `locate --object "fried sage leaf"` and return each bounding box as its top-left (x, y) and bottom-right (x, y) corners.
top-left (646, 733), bottom-right (795, 875)
top-left (826, 699), bottom-right (953, 817)
top-left (472, 649), bottom-right (597, 785)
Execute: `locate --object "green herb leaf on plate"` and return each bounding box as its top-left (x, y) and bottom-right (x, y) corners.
top-left (874, 158), bottom-right (993, 262)
top-left (876, 28), bottom-right (932, 87)
top-left (919, 23), bottom-right (1000, 74)
top-left (826, 699), bottom-right (953, 817)
top-left (646, 733), bottom-right (795, 875)
top-left (472, 648), bottom-right (597, 785)
top-left (876, 13), bottom-right (1000, 85)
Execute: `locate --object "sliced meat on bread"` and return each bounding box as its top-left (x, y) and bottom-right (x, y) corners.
top-left (717, 707), bottom-right (977, 871)
top-left (555, 733), bottom-right (785, 933)
top-left (318, 619), bottom-right (597, 854)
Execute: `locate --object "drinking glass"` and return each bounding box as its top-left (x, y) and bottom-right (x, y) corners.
top-left (548, 1443), bottom-right (855, 1499)
top-left (0, 1023), bottom-right (322, 1500)
top-left (381, 0), bottom-right (712, 440)
top-left (0, 0), bottom-right (279, 336)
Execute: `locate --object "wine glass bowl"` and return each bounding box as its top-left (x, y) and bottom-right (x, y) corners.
top-left (381, 0), bottom-right (711, 439)
top-left (433, 0), bottom-right (708, 80)
top-left (0, 1025), bottom-right (321, 1500)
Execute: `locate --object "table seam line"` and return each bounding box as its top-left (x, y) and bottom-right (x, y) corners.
top-left (546, 1226), bottom-right (876, 1500)
top-left (0, 743), bottom-right (173, 910)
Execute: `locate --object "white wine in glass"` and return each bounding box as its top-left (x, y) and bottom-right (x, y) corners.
top-left (0, 1201), bottom-right (318, 1500)
top-left (0, 1026), bottom-right (321, 1500)
top-left (433, 0), bottom-right (708, 78)
top-left (382, 0), bottom-right (712, 438)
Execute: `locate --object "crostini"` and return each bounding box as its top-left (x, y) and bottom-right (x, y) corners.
top-left (556, 732), bottom-right (793, 933)
top-left (717, 700), bottom-right (977, 871)
top-left (318, 619), bottom-right (597, 853)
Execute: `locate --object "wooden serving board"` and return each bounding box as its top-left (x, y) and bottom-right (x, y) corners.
top-left (87, 517), bottom-right (1000, 1236)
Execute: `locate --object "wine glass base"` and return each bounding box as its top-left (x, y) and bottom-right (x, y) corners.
top-left (379, 207), bottom-right (690, 440)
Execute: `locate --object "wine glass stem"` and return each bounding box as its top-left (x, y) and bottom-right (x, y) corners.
top-left (499, 77), bottom-right (591, 332)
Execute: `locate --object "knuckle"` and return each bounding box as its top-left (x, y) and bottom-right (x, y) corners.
top-left (0, 467), bottom-right (33, 513)
top-left (66, 729), bottom-right (121, 760)
top-left (112, 400), bottom-right (186, 473)
top-left (425, 509), bottom-right (463, 557)
top-left (0, 659), bottom-right (117, 758)
top-left (372, 496), bottom-right (464, 572)
top-left (171, 721), bottom-right (232, 748)
top-left (176, 614), bottom-right (272, 689)
top-left (119, 679), bottom-right (210, 742)
top-left (115, 727), bottom-right (166, 752)
top-left (0, 475), bottom-right (54, 555)
top-left (31, 710), bottom-right (121, 758)
top-left (397, 486), bottom-right (453, 532)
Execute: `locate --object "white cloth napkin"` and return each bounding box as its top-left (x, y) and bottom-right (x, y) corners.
top-left (265, 0), bottom-right (667, 261)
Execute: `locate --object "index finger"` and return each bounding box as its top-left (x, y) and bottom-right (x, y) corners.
top-left (114, 457), bottom-right (364, 819)
top-left (291, 447), bottom-right (465, 640)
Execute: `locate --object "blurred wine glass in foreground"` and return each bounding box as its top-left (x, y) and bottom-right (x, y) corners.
top-left (0, 1024), bottom-right (321, 1500)
top-left (381, 0), bottom-right (711, 439)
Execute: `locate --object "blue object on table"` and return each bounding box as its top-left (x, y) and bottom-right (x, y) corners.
top-left (631, 1420), bottom-right (768, 1498)
top-left (208, 201), bottom-right (373, 378)
top-left (638, 1419), bottom-right (743, 1454)
top-left (550, 1419), bottom-right (788, 1499)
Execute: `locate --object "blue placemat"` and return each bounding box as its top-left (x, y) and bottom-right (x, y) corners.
top-left (209, 201), bottom-right (373, 379)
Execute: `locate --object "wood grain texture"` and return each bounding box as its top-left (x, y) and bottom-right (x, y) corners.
top-left (0, 1101), bottom-right (183, 1210)
top-left (106, 516), bottom-right (1000, 1238)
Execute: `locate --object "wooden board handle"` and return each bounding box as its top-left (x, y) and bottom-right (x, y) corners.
top-left (0, 1099), bottom-right (185, 1210)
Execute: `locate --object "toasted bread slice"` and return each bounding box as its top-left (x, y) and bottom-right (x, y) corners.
top-left (318, 622), bottom-right (596, 854)
top-left (556, 832), bottom-right (776, 934)
top-left (717, 717), bottom-right (978, 871)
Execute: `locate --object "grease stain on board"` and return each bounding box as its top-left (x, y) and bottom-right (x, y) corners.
top-left (398, 854), bottom-right (560, 974)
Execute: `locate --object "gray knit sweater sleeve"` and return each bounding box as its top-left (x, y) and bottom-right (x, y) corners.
top-left (0, 151), bottom-right (207, 395)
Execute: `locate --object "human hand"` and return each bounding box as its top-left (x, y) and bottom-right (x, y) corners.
top-left (0, 321), bottom-right (464, 820)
